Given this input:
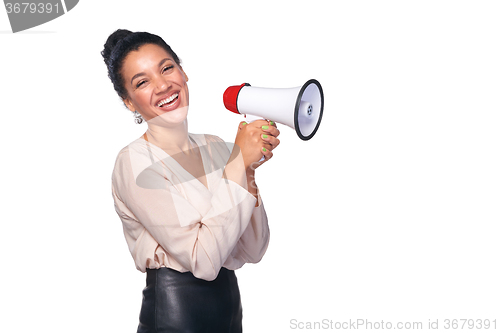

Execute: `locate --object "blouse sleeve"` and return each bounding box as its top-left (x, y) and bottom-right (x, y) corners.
top-left (112, 145), bottom-right (259, 281)
top-left (229, 196), bottom-right (270, 265)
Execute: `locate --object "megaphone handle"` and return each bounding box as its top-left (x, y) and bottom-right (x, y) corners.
top-left (244, 114), bottom-right (264, 123)
top-left (244, 114), bottom-right (266, 162)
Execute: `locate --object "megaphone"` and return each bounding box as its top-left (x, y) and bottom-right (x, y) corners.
top-left (223, 79), bottom-right (324, 140)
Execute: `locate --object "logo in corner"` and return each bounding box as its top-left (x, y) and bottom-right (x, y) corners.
top-left (4, 0), bottom-right (79, 33)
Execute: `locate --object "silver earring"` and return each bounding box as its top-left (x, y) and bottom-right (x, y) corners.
top-left (133, 111), bottom-right (143, 124)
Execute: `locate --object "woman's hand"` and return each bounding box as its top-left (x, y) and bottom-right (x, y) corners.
top-left (234, 119), bottom-right (280, 171)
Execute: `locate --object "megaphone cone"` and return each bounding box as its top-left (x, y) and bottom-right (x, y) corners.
top-left (223, 79), bottom-right (324, 140)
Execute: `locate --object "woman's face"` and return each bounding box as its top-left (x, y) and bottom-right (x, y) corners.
top-left (121, 43), bottom-right (189, 123)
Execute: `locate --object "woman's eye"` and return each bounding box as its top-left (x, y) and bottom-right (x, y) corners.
top-left (162, 65), bottom-right (174, 73)
top-left (136, 80), bottom-right (146, 88)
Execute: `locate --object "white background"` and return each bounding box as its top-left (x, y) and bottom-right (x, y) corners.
top-left (1, 1), bottom-right (499, 332)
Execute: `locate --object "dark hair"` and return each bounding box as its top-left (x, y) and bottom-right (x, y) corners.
top-left (101, 29), bottom-right (181, 100)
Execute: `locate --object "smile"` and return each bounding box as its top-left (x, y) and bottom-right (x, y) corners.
top-left (156, 93), bottom-right (179, 107)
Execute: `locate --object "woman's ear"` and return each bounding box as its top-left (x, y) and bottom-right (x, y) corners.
top-left (123, 98), bottom-right (136, 112)
top-left (180, 66), bottom-right (189, 82)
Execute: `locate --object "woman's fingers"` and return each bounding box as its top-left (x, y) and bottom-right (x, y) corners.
top-left (261, 133), bottom-right (280, 150)
top-left (260, 146), bottom-right (273, 162)
top-left (238, 121), bottom-right (248, 131)
top-left (237, 119), bottom-right (279, 164)
top-left (260, 121), bottom-right (280, 151)
top-left (261, 123), bottom-right (280, 139)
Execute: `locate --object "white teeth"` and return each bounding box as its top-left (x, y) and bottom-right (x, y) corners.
top-left (157, 93), bottom-right (179, 107)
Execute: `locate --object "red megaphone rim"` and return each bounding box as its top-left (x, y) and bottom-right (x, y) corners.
top-left (223, 83), bottom-right (251, 114)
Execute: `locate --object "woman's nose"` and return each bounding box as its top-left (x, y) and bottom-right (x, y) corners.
top-left (154, 76), bottom-right (171, 93)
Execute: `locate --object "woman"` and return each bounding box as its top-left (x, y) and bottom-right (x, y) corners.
top-left (102, 29), bottom-right (279, 332)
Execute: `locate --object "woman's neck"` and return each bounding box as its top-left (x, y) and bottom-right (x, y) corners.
top-left (144, 120), bottom-right (192, 153)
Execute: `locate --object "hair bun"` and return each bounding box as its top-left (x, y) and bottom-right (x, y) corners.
top-left (101, 29), bottom-right (133, 65)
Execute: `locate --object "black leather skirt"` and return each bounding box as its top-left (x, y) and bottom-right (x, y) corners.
top-left (137, 267), bottom-right (243, 333)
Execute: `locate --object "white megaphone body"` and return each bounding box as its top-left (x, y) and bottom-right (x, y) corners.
top-left (223, 79), bottom-right (324, 141)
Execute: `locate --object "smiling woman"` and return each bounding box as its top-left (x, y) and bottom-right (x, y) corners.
top-left (121, 44), bottom-right (189, 122)
top-left (102, 29), bottom-right (281, 332)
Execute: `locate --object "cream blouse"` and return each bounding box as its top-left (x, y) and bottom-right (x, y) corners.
top-left (111, 133), bottom-right (270, 281)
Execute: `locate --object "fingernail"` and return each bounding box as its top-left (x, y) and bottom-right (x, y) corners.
top-left (269, 121), bottom-right (274, 126)
top-left (262, 125), bottom-right (269, 130)
top-left (242, 122), bottom-right (247, 125)
top-left (262, 134), bottom-right (269, 139)
top-left (262, 147), bottom-right (267, 152)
